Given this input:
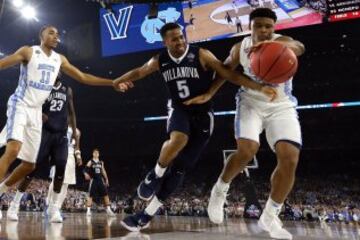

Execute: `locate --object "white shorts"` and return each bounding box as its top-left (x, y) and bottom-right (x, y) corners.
top-left (49, 152), bottom-right (76, 185)
top-left (63, 152), bottom-right (76, 185)
top-left (234, 94), bottom-right (302, 151)
top-left (0, 100), bottom-right (42, 163)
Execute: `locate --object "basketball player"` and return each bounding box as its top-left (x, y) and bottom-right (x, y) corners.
top-left (6, 76), bottom-right (79, 222)
top-left (46, 126), bottom-right (82, 216)
top-left (0, 25), bottom-right (131, 220)
top-left (50, 126), bottom-right (82, 204)
top-left (189, 14), bottom-right (196, 31)
top-left (225, 11), bottom-right (233, 28)
top-left (206, 8), bottom-right (305, 240)
top-left (113, 22), bottom-right (276, 231)
top-left (84, 148), bottom-right (115, 217)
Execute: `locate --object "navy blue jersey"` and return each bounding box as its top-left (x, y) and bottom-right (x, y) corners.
top-left (89, 159), bottom-right (103, 180)
top-left (158, 45), bottom-right (214, 112)
top-left (43, 82), bottom-right (69, 133)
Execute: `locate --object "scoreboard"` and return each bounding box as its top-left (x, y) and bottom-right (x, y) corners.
top-left (327, 0), bottom-right (360, 21)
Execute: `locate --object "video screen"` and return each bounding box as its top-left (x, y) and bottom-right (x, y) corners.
top-left (100, 2), bottom-right (184, 57)
top-left (100, 0), bottom-right (360, 57)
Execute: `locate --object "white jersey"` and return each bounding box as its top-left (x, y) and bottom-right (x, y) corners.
top-left (9, 46), bottom-right (61, 108)
top-left (239, 34), bottom-right (297, 105)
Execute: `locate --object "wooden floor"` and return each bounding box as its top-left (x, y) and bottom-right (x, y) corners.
top-left (0, 212), bottom-right (359, 239)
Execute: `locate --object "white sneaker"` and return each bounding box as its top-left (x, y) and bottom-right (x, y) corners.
top-left (6, 202), bottom-right (19, 221)
top-left (86, 210), bottom-right (91, 217)
top-left (258, 211), bottom-right (292, 240)
top-left (106, 209), bottom-right (116, 217)
top-left (49, 208), bottom-right (63, 223)
top-left (48, 205), bottom-right (63, 223)
top-left (207, 184), bottom-right (228, 224)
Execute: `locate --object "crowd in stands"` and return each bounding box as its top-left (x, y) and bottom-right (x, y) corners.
top-left (1, 175), bottom-right (358, 224)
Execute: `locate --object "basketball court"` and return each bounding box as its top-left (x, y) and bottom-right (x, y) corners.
top-left (183, 0), bottom-right (323, 42)
top-left (0, 212), bottom-right (358, 239)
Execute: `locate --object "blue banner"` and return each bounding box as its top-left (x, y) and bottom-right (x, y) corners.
top-left (100, 3), bottom-right (185, 57)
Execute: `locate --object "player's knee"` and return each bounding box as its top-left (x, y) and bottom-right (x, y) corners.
top-left (22, 162), bottom-right (36, 172)
top-left (5, 145), bottom-right (21, 161)
top-left (169, 133), bottom-right (188, 149)
top-left (236, 146), bottom-right (257, 162)
top-left (236, 140), bottom-right (258, 161)
top-left (278, 155), bottom-right (299, 173)
top-left (236, 150), bottom-right (255, 162)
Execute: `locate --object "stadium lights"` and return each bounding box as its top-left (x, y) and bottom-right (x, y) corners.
top-left (12, 0), bottom-right (24, 8)
top-left (20, 5), bottom-right (38, 21)
top-left (11, 0), bottom-right (38, 22)
top-left (144, 101), bottom-right (360, 121)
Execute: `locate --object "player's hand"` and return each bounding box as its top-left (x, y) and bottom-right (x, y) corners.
top-left (74, 149), bottom-right (82, 166)
top-left (84, 173), bottom-right (91, 181)
top-left (113, 79), bottom-right (134, 92)
top-left (72, 133), bottom-right (79, 147)
top-left (75, 155), bottom-right (82, 166)
top-left (105, 180), bottom-right (109, 187)
top-left (248, 40), bottom-right (271, 57)
top-left (260, 85), bottom-right (277, 101)
top-left (183, 93), bottom-right (212, 105)
top-left (42, 114), bottom-right (48, 123)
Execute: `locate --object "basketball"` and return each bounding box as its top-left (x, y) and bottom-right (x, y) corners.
top-left (250, 41), bottom-right (298, 84)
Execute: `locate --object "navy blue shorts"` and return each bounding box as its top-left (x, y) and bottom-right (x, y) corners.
top-left (167, 107), bottom-right (214, 138)
top-left (89, 178), bottom-right (108, 198)
top-left (34, 128), bottom-right (68, 169)
top-left (166, 106), bottom-right (214, 168)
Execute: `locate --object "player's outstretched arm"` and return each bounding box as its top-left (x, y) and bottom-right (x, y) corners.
top-left (199, 47), bottom-right (261, 90)
top-left (67, 87), bottom-right (80, 149)
top-left (0, 46), bottom-right (31, 71)
top-left (184, 44), bottom-right (244, 105)
top-left (74, 130), bottom-right (82, 166)
top-left (83, 161), bottom-right (92, 180)
top-left (113, 55), bottom-right (159, 91)
top-left (200, 47), bottom-right (277, 101)
top-left (101, 162), bottom-right (109, 186)
top-left (60, 55), bottom-right (126, 89)
top-left (275, 36), bottom-right (305, 56)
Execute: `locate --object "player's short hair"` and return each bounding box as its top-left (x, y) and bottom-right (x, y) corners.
top-left (160, 22), bottom-right (181, 38)
top-left (249, 8), bottom-right (277, 22)
top-left (39, 25), bottom-right (56, 39)
top-left (93, 148), bottom-right (100, 153)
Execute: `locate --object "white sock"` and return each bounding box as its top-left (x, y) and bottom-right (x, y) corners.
top-left (47, 181), bottom-right (54, 206)
top-left (154, 163), bottom-right (167, 178)
top-left (50, 192), bottom-right (60, 208)
top-left (56, 184), bottom-right (68, 209)
top-left (13, 191), bottom-right (24, 205)
top-left (265, 197), bottom-right (283, 216)
top-left (145, 195), bottom-right (163, 216)
top-left (106, 206), bottom-right (112, 211)
top-left (216, 178), bottom-right (230, 192)
top-left (0, 182), bottom-right (9, 195)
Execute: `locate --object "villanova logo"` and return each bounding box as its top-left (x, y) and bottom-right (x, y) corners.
top-left (103, 6), bottom-right (133, 40)
top-left (141, 7), bottom-right (182, 44)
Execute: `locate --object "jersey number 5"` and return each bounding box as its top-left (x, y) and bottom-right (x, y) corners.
top-left (177, 80), bottom-right (190, 99)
